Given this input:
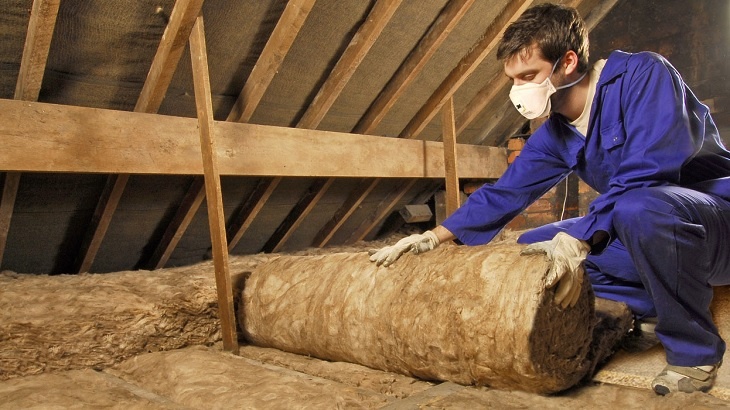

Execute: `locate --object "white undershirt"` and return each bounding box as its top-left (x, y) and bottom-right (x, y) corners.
top-left (570, 59), bottom-right (606, 136)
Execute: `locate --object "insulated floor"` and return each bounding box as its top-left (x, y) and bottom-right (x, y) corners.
top-left (2, 344), bottom-right (729, 409)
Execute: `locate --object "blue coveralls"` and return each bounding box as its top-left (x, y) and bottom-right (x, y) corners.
top-left (442, 50), bottom-right (730, 367)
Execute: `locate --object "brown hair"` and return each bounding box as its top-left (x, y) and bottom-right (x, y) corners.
top-left (497, 3), bottom-right (589, 73)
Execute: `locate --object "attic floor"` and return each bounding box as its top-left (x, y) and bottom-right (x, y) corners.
top-left (1, 343), bottom-right (729, 409)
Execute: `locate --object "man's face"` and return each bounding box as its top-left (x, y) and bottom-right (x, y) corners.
top-left (503, 45), bottom-right (556, 86)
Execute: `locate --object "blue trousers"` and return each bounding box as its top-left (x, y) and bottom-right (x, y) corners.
top-left (517, 186), bottom-right (730, 367)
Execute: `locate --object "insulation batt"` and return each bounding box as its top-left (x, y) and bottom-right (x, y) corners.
top-left (241, 243), bottom-right (597, 394)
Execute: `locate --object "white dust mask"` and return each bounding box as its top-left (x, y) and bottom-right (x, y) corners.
top-left (508, 60), bottom-right (586, 120)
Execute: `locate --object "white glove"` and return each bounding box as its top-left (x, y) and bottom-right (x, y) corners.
top-left (368, 231), bottom-right (440, 267)
top-left (520, 232), bottom-right (590, 309)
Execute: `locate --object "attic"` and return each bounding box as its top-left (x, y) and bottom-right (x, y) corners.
top-left (2, 0), bottom-right (730, 406)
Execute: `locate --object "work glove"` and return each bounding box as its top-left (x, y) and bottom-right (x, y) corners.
top-left (368, 231), bottom-right (440, 267)
top-left (520, 232), bottom-right (590, 309)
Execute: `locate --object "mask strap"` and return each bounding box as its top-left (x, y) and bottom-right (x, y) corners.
top-left (552, 58), bottom-right (587, 90)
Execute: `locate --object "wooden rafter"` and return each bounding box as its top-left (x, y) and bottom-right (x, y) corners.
top-left (351, 0), bottom-right (620, 243)
top-left (146, 0), bottom-right (316, 268)
top-left (0, 0), bottom-right (60, 268)
top-left (74, 0), bottom-right (205, 273)
top-left (346, 0), bottom-right (531, 244)
top-left (262, 0), bottom-right (403, 253)
top-left (311, 0), bottom-right (476, 248)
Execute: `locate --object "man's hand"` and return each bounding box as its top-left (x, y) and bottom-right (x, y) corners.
top-left (368, 231), bottom-right (440, 267)
top-left (520, 232), bottom-right (590, 308)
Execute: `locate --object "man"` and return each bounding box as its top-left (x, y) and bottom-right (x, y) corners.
top-left (368, 3), bottom-right (730, 395)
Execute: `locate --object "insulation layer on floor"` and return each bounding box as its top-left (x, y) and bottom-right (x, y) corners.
top-left (2, 345), bottom-right (729, 410)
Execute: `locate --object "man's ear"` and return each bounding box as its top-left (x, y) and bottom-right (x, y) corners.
top-left (563, 50), bottom-right (579, 75)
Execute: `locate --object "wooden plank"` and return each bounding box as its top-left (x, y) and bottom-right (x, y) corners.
top-left (348, 179), bottom-right (418, 243)
top-left (76, 0), bottom-right (206, 273)
top-left (0, 173), bottom-right (21, 266)
top-left (74, 173), bottom-right (129, 273)
top-left (310, 178), bottom-right (378, 247)
top-left (14, 0), bottom-right (60, 102)
top-left (145, 176), bottom-right (206, 270)
top-left (0, 99), bottom-right (507, 178)
top-left (353, 0), bottom-right (476, 135)
top-left (226, 177), bottom-right (281, 251)
top-left (441, 98), bottom-right (460, 216)
top-left (263, 0), bottom-right (402, 252)
top-left (189, 14), bottom-right (238, 354)
top-left (398, 0), bottom-right (531, 139)
top-left (262, 178), bottom-right (334, 253)
top-left (296, 0), bottom-right (402, 129)
top-left (313, 0), bottom-right (474, 247)
top-left (226, 0), bottom-right (317, 123)
top-left (0, 0), bottom-right (61, 268)
top-left (136, 0), bottom-right (207, 114)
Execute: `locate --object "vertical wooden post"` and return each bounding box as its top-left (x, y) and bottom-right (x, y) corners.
top-left (441, 97), bottom-right (460, 216)
top-left (188, 15), bottom-right (239, 354)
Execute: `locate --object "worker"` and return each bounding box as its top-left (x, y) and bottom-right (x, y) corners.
top-left (368, 3), bottom-right (730, 396)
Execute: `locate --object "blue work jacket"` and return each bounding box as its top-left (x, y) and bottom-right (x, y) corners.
top-left (443, 50), bottom-right (730, 249)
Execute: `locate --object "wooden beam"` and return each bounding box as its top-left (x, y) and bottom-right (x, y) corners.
top-left (227, 0), bottom-right (317, 123)
top-left (313, 0), bottom-right (474, 247)
top-left (262, 178), bottom-right (334, 253)
top-left (146, 176), bottom-right (206, 270)
top-left (189, 14), bottom-right (238, 354)
top-left (226, 177), bottom-right (281, 251)
top-left (14, 0), bottom-right (60, 102)
top-left (77, 0), bottom-right (206, 273)
top-left (0, 0), bottom-right (61, 268)
top-left (348, 179), bottom-right (418, 243)
top-left (353, 0), bottom-right (476, 135)
top-left (74, 173), bottom-right (130, 273)
top-left (441, 98), bottom-right (460, 216)
top-left (0, 99), bottom-right (507, 178)
top-left (296, 0), bottom-right (402, 129)
top-left (310, 177), bottom-right (378, 247)
top-left (136, 0), bottom-right (207, 114)
top-left (0, 172), bottom-right (21, 266)
top-left (263, 0), bottom-right (402, 253)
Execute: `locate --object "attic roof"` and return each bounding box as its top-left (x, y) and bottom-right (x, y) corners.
top-left (0, 0), bottom-right (728, 274)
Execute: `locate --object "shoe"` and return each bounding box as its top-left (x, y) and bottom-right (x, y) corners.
top-left (651, 362), bottom-right (721, 395)
top-left (621, 317), bottom-right (660, 352)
